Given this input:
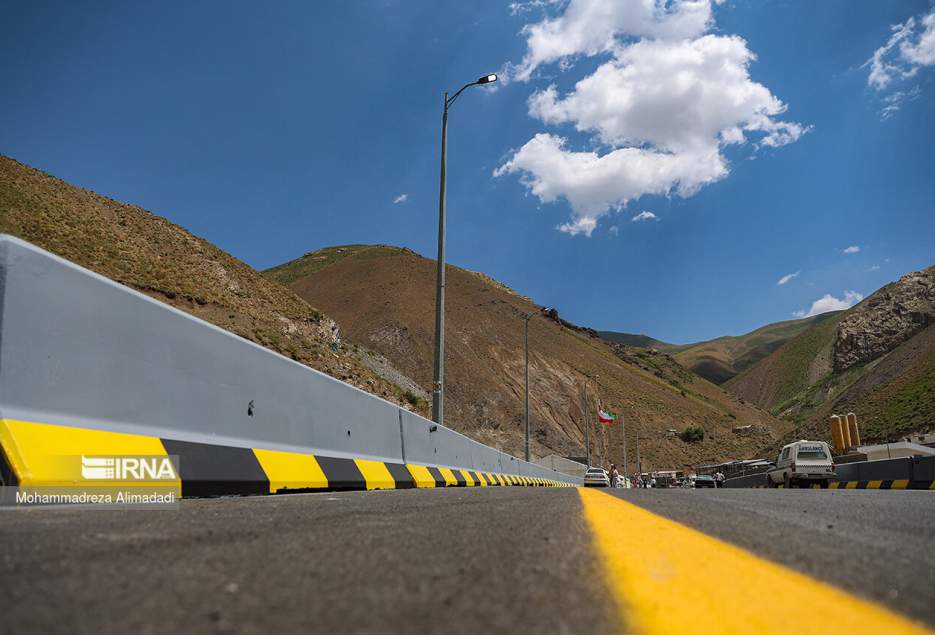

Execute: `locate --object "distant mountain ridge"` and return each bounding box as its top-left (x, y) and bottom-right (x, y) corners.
top-left (597, 332), bottom-right (673, 350)
top-left (600, 313), bottom-right (838, 385)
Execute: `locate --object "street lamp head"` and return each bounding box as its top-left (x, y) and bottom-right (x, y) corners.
top-left (478, 74), bottom-right (498, 84)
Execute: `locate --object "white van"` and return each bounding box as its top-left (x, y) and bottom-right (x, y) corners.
top-left (766, 440), bottom-right (836, 488)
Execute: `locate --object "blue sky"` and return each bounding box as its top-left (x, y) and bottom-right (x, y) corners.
top-left (2, 1), bottom-right (933, 344)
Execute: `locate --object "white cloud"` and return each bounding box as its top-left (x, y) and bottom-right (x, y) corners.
top-left (880, 86), bottom-right (922, 120)
top-left (496, 1), bottom-right (808, 236)
top-left (866, 8), bottom-right (935, 117)
top-left (393, 194), bottom-right (408, 204)
top-left (869, 265), bottom-right (881, 271)
top-left (495, 133), bottom-right (727, 235)
top-left (508, 0), bottom-right (562, 17)
top-left (526, 36), bottom-right (807, 153)
top-left (507, 0), bottom-right (716, 83)
top-left (793, 291), bottom-right (863, 318)
top-left (842, 245), bottom-right (860, 254)
top-left (631, 211), bottom-right (658, 222)
top-left (777, 271), bottom-right (799, 286)
top-left (608, 225), bottom-right (620, 235)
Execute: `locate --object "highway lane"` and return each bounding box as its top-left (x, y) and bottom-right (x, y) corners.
top-left (0, 488), bottom-right (613, 635)
top-left (611, 488), bottom-right (935, 626)
top-left (1, 488), bottom-right (933, 634)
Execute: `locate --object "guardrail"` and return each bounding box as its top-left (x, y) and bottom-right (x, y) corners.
top-left (0, 235), bottom-right (581, 496)
top-left (723, 456), bottom-right (935, 490)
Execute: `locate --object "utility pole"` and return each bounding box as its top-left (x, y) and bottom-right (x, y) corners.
top-left (430, 73), bottom-right (498, 426)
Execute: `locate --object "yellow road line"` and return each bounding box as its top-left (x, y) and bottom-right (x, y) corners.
top-left (578, 489), bottom-right (931, 635)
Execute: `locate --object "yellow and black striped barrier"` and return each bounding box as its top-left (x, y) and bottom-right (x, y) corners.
top-left (751, 480), bottom-right (935, 490)
top-left (0, 419), bottom-right (575, 497)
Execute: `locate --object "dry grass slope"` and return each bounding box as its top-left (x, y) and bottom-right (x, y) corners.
top-left (266, 246), bottom-right (794, 469)
top-left (0, 155), bottom-right (418, 410)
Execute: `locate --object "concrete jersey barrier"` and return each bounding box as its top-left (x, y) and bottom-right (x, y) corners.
top-left (0, 235), bottom-right (581, 495)
top-left (724, 456), bottom-right (935, 490)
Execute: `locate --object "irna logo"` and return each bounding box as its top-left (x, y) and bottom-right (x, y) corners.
top-left (80, 456), bottom-right (178, 481)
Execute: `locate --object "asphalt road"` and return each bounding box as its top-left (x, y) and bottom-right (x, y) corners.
top-left (608, 488), bottom-right (935, 626)
top-left (1, 488), bottom-right (933, 634)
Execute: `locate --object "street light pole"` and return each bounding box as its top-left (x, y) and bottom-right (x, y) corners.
top-left (431, 93), bottom-right (449, 426)
top-left (522, 307), bottom-right (552, 462)
top-left (431, 73), bottom-right (498, 426)
top-left (525, 313), bottom-right (530, 462)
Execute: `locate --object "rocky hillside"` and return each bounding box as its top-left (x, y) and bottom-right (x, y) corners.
top-left (0, 155), bottom-right (420, 410)
top-left (265, 245), bottom-right (793, 469)
top-left (833, 267), bottom-right (934, 372)
top-left (601, 314), bottom-right (837, 385)
top-left (723, 266), bottom-right (935, 450)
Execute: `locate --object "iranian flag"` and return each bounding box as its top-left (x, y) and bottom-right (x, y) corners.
top-left (598, 402), bottom-right (617, 425)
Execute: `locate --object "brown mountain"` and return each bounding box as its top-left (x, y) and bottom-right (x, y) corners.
top-left (0, 155), bottom-right (419, 410)
top-left (724, 266), bottom-right (935, 450)
top-left (265, 245), bottom-right (794, 469)
top-left (600, 313), bottom-right (838, 385)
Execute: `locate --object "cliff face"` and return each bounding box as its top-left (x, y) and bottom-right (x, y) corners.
top-left (833, 266), bottom-right (935, 373)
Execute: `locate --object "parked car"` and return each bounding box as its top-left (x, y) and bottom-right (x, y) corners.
top-left (584, 467), bottom-right (610, 487)
top-left (766, 440), bottom-right (835, 488)
top-left (694, 474), bottom-right (716, 488)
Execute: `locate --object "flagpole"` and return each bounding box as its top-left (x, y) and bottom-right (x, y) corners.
top-left (622, 413), bottom-right (628, 478)
top-left (600, 417), bottom-right (606, 467)
top-left (637, 433), bottom-right (642, 478)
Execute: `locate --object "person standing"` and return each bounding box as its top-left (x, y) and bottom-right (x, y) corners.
top-left (610, 464), bottom-right (620, 488)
